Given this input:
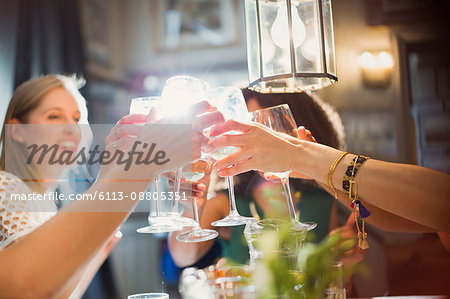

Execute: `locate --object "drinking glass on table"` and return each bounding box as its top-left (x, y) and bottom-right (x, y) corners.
top-left (127, 293), bottom-right (169, 299)
top-left (160, 76), bottom-right (209, 228)
top-left (130, 97), bottom-right (183, 234)
top-left (206, 86), bottom-right (256, 227)
top-left (176, 159), bottom-right (219, 242)
top-left (325, 262), bottom-right (346, 299)
top-left (251, 104), bottom-right (316, 231)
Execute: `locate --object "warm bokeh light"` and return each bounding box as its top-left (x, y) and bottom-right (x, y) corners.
top-left (358, 51), bottom-right (394, 87)
top-left (358, 51), bottom-right (394, 69)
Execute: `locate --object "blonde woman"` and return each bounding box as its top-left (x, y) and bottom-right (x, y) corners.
top-left (0, 75), bottom-right (223, 298)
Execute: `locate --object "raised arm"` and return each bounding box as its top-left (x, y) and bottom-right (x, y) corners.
top-left (0, 172), bottom-right (151, 298)
top-left (0, 103), bottom-right (224, 298)
top-left (208, 120), bottom-right (450, 232)
top-left (290, 143), bottom-right (450, 232)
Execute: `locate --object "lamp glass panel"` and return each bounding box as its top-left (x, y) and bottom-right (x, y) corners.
top-left (244, 0), bottom-right (261, 84)
top-left (322, 0), bottom-right (336, 77)
top-left (259, 0), bottom-right (292, 78)
top-left (294, 0), bottom-right (323, 74)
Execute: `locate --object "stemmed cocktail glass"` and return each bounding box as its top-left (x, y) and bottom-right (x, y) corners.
top-left (176, 160), bottom-right (219, 242)
top-left (160, 76), bottom-right (209, 227)
top-left (207, 87), bottom-right (256, 227)
top-left (130, 97), bottom-right (183, 234)
top-left (251, 104), bottom-right (316, 231)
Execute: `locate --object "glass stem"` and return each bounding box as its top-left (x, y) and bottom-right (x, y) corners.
top-left (192, 197), bottom-right (200, 228)
top-left (281, 177), bottom-right (298, 221)
top-left (170, 167), bottom-right (183, 213)
top-left (227, 176), bottom-right (238, 215)
top-left (154, 176), bottom-right (160, 216)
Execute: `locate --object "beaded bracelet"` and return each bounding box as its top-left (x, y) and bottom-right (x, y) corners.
top-left (343, 154), bottom-right (370, 249)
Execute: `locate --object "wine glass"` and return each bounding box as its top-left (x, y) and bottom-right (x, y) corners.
top-left (206, 87), bottom-right (256, 227)
top-left (326, 262), bottom-right (346, 299)
top-left (160, 75), bottom-right (209, 118)
top-left (251, 104), bottom-right (317, 231)
top-left (176, 160), bottom-right (219, 242)
top-left (160, 76), bottom-right (209, 227)
top-left (127, 293), bottom-right (169, 299)
top-left (130, 97), bottom-right (183, 234)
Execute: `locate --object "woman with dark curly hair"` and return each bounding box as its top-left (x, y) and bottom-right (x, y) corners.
top-left (169, 89), bottom-right (347, 267)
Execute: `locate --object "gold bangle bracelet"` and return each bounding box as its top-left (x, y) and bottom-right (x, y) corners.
top-left (326, 151), bottom-right (348, 199)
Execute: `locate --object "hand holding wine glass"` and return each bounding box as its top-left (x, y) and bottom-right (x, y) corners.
top-left (165, 159), bottom-right (212, 213)
top-left (129, 97), bottom-right (183, 234)
top-left (205, 87), bottom-right (255, 227)
top-left (206, 120), bottom-right (302, 175)
top-left (159, 75), bottom-right (212, 227)
top-left (263, 126), bottom-right (317, 181)
top-left (206, 104), bottom-right (317, 230)
top-left (130, 97), bottom-right (222, 234)
top-left (138, 100), bottom-right (224, 171)
top-left (251, 105), bottom-right (315, 228)
top-left (176, 159), bottom-right (219, 242)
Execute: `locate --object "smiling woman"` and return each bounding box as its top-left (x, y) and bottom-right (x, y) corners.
top-left (0, 75), bottom-right (92, 245)
top-left (1, 75), bottom-right (89, 193)
top-left (0, 75), bottom-right (94, 296)
top-left (0, 74), bottom-right (222, 298)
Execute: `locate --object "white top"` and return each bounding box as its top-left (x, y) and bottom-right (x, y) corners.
top-left (0, 171), bottom-right (57, 249)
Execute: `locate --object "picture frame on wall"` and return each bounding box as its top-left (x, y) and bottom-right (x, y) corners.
top-left (79, 0), bottom-right (121, 80)
top-left (79, 0), bottom-right (112, 65)
top-left (151, 0), bottom-right (240, 52)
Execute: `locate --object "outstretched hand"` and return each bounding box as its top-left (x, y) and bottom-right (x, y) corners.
top-left (206, 120), bottom-right (318, 178)
top-left (166, 159), bottom-right (213, 210)
top-left (102, 101), bottom-right (224, 178)
top-left (142, 100), bottom-right (224, 169)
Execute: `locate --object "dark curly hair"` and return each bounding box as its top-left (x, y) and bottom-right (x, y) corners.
top-left (241, 89), bottom-right (345, 149)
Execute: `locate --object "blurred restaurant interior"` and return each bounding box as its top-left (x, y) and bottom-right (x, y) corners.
top-left (0, 0), bottom-right (449, 298)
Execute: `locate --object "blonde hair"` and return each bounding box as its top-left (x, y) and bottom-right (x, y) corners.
top-left (0, 74), bottom-right (90, 192)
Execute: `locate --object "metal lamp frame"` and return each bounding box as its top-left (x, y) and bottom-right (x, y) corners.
top-left (247, 0), bottom-right (337, 92)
